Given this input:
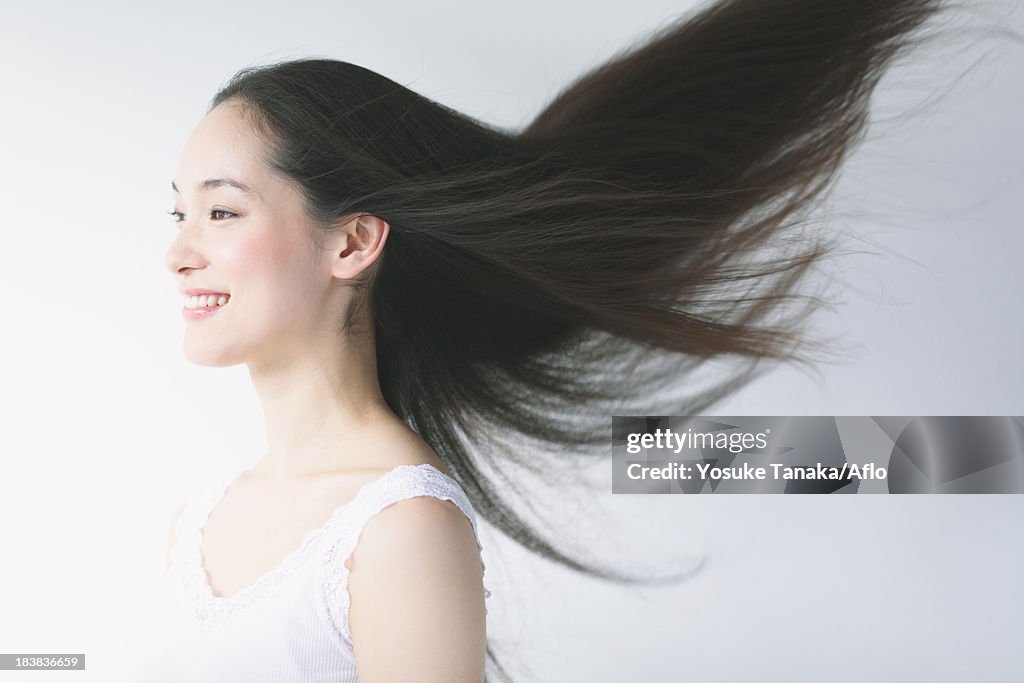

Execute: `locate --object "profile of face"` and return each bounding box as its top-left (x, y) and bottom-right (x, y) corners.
top-left (166, 101), bottom-right (353, 369)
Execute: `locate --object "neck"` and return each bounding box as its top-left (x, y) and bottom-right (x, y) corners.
top-left (246, 328), bottom-right (396, 482)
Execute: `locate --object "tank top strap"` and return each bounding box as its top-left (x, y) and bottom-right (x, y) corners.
top-left (318, 463), bottom-right (492, 649)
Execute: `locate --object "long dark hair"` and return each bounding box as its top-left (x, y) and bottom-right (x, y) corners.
top-left (207, 0), bottom-right (970, 678)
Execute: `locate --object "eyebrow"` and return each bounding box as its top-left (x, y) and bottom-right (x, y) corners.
top-left (171, 178), bottom-right (261, 198)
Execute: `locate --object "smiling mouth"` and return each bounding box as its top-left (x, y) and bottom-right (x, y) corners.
top-left (182, 297), bottom-right (229, 320)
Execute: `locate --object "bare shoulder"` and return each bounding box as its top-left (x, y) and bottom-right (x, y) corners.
top-left (348, 496), bottom-right (486, 682)
top-left (165, 501), bottom-right (188, 571)
top-left (351, 496), bottom-right (478, 570)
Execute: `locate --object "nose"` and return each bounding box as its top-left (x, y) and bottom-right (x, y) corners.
top-left (164, 223), bottom-right (203, 277)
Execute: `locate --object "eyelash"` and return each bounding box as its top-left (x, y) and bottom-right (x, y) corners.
top-left (167, 209), bottom-right (237, 223)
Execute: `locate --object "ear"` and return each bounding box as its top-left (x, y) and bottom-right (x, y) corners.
top-left (327, 213), bottom-right (390, 281)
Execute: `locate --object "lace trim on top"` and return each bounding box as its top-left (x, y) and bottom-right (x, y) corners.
top-left (319, 464), bottom-right (492, 649)
top-left (172, 464), bottom-right (491, 633)
top-left (175, 465), bottom-right (334, 628)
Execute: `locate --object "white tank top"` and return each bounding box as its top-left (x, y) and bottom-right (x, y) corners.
top-left (135, 463), bottom-right (492, 682)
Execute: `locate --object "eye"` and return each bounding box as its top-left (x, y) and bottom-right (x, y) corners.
top-left (165, 209), bottom-right (238, 223)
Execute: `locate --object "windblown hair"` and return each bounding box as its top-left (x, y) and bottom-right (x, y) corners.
top-left (209, 0), bottom-right (962, 678)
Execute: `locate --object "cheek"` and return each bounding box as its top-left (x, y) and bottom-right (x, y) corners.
top-left (222, 233), bottom-right (317, 305)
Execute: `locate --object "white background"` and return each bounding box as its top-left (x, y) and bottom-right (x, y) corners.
top-left (0, 1), bottom-right (1021, 681)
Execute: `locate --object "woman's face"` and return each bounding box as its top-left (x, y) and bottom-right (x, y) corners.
top-left (165, 101), bottom-right (337, 368)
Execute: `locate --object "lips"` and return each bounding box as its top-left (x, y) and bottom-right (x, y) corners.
top-left (182, 295), bottom-right (229, 321)
top-left (183, 304), bottom-right (226, 321)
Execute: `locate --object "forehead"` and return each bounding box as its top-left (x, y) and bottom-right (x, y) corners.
top-left (174, 102), bottom-right (274, 196)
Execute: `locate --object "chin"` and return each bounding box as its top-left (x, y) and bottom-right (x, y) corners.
top-left (181, 340), bottom-right (242, 367)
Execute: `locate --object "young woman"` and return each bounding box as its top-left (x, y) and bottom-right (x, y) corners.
top-left (139, 1), bottom-right (957, 680)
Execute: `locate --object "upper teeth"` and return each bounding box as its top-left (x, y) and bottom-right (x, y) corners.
top-left (185, 294), bottom-right (230, 308)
